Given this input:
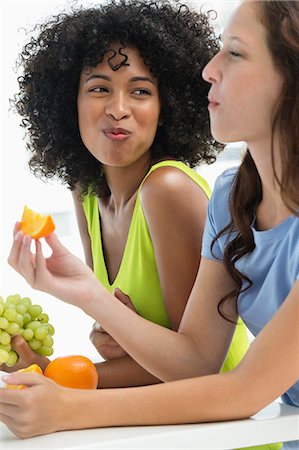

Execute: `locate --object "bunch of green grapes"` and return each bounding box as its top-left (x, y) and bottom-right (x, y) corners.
top-left (0, 294), bottom-right (54, 366)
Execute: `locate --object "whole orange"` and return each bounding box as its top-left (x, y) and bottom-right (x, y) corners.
top-left (44, 355), bottom-right (98, 389)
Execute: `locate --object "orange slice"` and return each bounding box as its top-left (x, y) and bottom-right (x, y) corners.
top-left (5, 363), bottom-right (43, 389)
top-left (20, 205), bottom-right (55, 239)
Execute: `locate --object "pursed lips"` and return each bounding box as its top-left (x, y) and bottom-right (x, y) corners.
top-left (207, 94), bottom-right (220, 108)
top-left (103, 127), bottom-right (132, 141)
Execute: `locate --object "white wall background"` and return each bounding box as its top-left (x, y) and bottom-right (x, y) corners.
top-left (0, 0), bottom-right (242, 361)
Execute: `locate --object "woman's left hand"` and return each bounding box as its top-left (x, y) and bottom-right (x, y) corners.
top-left (0, 372), bottom-right (69, 438)
top-left (90, 288), bottom-right (138, 360)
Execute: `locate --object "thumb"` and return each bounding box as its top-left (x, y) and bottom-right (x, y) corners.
top-left (2, 371), bottom-right (45, 388)
top-left (11, 335), bottom-right (35, 359)
top-left (114, 288), bottom-right (136, 312)
top-left (44, 232), bottom-right (69, 256)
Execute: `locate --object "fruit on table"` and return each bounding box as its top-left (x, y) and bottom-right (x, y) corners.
top-left (0, 295), bottom-right (55, 366)
top-left (44, 355), bottom-right (98, 389)
top-left (5, 363), bottom-right (43, 389)
top-left (20, 205), bottom-right (55, 239)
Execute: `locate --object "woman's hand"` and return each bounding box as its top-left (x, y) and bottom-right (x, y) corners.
top-left (7, 223), bottom-right (101, 310)
top-left (0, 335), bottom-right (49, 373)
top-left (0, 371), bottom-right (69, 438)
top-left (90, 288), bottom-right (137, 360)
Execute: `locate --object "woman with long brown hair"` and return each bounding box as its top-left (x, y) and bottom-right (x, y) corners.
top-left (3, 1), bottom-right (299, 448)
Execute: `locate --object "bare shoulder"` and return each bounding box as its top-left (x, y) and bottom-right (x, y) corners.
top-left (140, 165), bottom-right (209, 213)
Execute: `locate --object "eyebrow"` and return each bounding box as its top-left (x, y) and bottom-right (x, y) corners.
top-left (85, 74), bottom-right (157, 85)
top-left (221, 35), bottom-right (249, 47)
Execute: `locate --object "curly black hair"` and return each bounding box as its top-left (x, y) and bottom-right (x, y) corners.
top-left (13, 0), bottom-right (222, 197)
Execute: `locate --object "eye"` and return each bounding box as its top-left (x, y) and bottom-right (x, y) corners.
top-left (229, 51), bottom-right (242, 58)
top-left (132, 88), bottom-right (151, 96)
top-left (89, 86), bottom-right (109, 93)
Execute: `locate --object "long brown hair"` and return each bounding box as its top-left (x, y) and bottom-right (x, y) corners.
top-left (213, 0), bottom-right (299, 319)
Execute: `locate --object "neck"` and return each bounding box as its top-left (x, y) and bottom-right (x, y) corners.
top-left (102, 155), bottom-right (152, 212)
top-left (247, 136), bottom-right (291, 228)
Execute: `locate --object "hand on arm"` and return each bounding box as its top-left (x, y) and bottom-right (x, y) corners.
top-left (90, 289), bottom-right (162, 387)
top-left (90, 289), bottom-right (135, 360)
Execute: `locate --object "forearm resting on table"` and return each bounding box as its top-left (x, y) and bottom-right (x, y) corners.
top-left (95, 356), bottom-right (161, 388)
top-left (62, 369), bottom-right (261, 431)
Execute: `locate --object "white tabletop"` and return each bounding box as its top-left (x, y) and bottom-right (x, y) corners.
top-left (1, 401), bottom-right (299, 449)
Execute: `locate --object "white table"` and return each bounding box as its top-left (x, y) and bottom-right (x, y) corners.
top-left (1, 402), bottom-right (299, 449)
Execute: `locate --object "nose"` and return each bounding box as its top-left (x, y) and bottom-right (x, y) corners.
top-left (202, 53), bottom-right (220, 84)
top-left (105, 92), bottom-right (130, 121)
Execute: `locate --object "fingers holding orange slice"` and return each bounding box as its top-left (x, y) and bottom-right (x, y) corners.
top-left (20, 206), bottom-right (55, 239)
top-left (5, 363), bottom-right (43, 389)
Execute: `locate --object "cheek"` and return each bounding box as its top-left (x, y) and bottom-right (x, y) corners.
top-left (140, 104), bottom-right (160, 131)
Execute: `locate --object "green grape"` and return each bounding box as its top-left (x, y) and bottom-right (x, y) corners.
top-left (0, 331), bottom-right (11, 346)
top-left (6, 322), bottom-right (20, 335)
top-left (0, 293), bottom-right (55, 366)
top-left (21, 297), bottom-right (32, 308)
top-left (6, 351), bottom-right (18, 367)
top-left (22, 328), bottom-right (34, 341)
top-left (15, 313), bottom-right (24, 327)
top-left (28, 305), bottom-right (42, 319)
top-left (16, 304), bottom-right (27, 315)
top-left (3, 308), bottom-right (17, 322)
top-left (6, 295), bottom-right (19, 305)
top-left (23, 312), bottom-right (32, 326)
top-left (37, 346), bottom-right (54, 356)
top-left (42, 335), bottom-right (54, 347)
top-left (0, 348), bottom-right (9, 364)
top-left (34, 326), bottom-right (48, 340)
top-left (46, 324), bottom-right (55, 336)
top-left (38, 313), bottom-right (49, 324)
top-left (27, 320), bottom-right (42, 331)
top-left (0, 317), bottom-right (9, 330)
top-left (0, 343), bottom-right (12, 352)
top-left (28, 338), bottom-right (42, 351)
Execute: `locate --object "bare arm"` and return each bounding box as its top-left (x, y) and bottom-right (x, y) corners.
top-left (8, 228), bottom-right (237, 382)
top-left (76, 285), bottom-right (299, 427)
top-left (2, 281), bottom-right (298, 437)
top-left (86, 257), bottom-right (238, 381)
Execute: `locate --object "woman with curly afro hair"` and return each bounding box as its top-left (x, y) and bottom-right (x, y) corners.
top-left (8, 0), bottom-right (249, 388)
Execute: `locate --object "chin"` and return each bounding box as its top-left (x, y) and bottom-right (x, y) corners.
top-left (211, 128), bottom-right (242, 145)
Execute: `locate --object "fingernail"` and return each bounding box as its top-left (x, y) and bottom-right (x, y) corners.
top-left (23, 234), bottom-right (31, 245)
top-left (14, 231), bottom-right (23, 241)
top-left (2, 375), bottom-right (12, 382)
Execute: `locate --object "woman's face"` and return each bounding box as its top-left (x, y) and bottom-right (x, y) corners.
top-left (202, 0), bottom-right (283, 145)
top-left (77, 44), bottom-right (160, 168)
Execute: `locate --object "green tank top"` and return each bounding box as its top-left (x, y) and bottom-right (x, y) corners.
top-left (82, 160), bottom-right (249, 372)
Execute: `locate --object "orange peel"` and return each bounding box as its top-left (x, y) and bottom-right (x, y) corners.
top-left (20, 205), bottom-right (55, 239)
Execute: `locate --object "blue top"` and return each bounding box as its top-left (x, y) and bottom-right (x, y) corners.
top-left (201, 168), bottom-right (299, 448)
